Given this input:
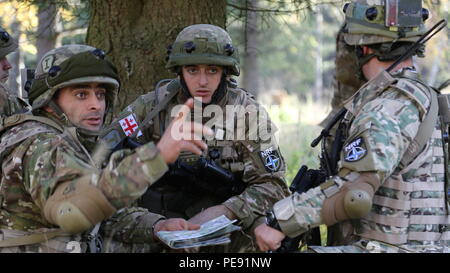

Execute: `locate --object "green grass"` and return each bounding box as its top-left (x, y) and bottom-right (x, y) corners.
top-left (262, 94), bottom-right (327, 184)
top-left (277, 122), bottom-right (321, 184)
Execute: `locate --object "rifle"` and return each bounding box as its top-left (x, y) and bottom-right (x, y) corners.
top-left (112, 134), bottom-right (246, 201)
top-left (138, 148), bottom-right (246, 213)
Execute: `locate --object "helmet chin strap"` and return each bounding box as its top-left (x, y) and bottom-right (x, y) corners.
top-left (47, 100), bottom-right (70, 125)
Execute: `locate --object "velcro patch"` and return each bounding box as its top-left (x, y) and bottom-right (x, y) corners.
top-left (42, 55), bottom-right (55, 73)
top-left (344, 137), bottom-right (367, 162)
top-left (119, 114), bottom-right (142, 137)
top-left (260, 146), bottom-right (281, 172)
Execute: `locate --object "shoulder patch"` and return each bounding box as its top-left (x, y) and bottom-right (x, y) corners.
top-left (344, 137), bottom-right (367, 162)
top-left (259, 146), bottom-right (281, 172)
top-left (119, 114), bottom-right (142, 137)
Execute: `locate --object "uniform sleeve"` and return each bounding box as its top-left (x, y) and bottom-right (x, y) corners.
top-left (273, 92), bottom-right (423, 238)
top-left (23, 132), bottom-right (168, 212)
top-left (100, 207), bottom-right (165, 244)
top-left (222, 104), bottom-right (290, 231)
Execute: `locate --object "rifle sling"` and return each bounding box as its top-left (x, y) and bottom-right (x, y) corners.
top-left (129, 87), bottom-right (179, 139)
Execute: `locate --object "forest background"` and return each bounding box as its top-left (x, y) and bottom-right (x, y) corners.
top-left (0, 0), bottom-right (449, 183)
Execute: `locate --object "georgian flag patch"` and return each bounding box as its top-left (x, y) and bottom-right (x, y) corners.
top-left (344, 136), bottom-right (367, 162)
top-left (119, 114), bottom-right (142, 137)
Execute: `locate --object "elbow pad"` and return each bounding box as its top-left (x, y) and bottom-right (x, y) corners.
top-left (321, 172), bottom-right (381, 226)
top-left (44, 180), bottom-right (117, 234)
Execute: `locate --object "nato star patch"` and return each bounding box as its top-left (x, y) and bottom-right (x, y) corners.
top-left (344, 136), bottom-right (367, 162)
top-left (260, 146), bottom-right (281, 172)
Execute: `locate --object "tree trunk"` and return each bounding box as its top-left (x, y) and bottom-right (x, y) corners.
top-left (86, 0), bottom-right (227, 116)
top-left (36, 1), bottom-right (58, 61)
top-left (314, 6), bottom-right (323, 102)
top-left (8, 14), bottom-right (21, 97)
top-left (242, 0), bottom-right (261, 97)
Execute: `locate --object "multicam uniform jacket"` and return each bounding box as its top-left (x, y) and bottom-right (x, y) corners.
top-left (0, 82), bottom-right (28, 117)
top-left (102, 79), bottom-right (290, 251)
top-left (273, 69), bottom-right (450, 253)
top-left (0, 112), bottom-right (168, 252)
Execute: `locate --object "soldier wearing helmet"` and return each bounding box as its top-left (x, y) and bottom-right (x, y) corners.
top-left (319, 25), bottom-right (366, 128)
top-left (255, 0), bottom-right (450, 253)
top-left (0, 25), bottom-right (29, 117)
top-left (101, 24), bottom-right (290, 252)
top-left (0, 44), bottom-right (212, 252)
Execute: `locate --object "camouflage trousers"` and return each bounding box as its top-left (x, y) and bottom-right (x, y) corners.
top-left (308, 240), bottom-right (450, 253)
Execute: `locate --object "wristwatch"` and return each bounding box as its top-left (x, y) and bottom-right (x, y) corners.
top-left (265, 210), bottom-right (282, 232)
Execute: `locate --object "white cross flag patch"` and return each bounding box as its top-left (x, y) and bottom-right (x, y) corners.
top-left (119, 114), bottom-right (142, 137)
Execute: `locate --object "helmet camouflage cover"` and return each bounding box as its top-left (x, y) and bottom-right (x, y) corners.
top-left (29, 44), bottom-right (120, 111)
top-left (342, 0), bottom-right (428, 46)
top-left (0, 26), bottom-right (18, 59)
top-left (166, 24), bottom-right (240, 76)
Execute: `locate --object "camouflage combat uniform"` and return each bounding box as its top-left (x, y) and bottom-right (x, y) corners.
top-left (102, 24), bottom-right (290, 252)
top-left (270, 0), bottom-right (450, 253)
top-left (0, 26), bottom-right (29, 117)
top-left (320, 26), bottom-right (366, 128)
top-left (0, 45), bottom-right (169, 253)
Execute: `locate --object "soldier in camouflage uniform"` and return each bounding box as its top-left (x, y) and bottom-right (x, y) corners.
top-left (0, 26), bottom-right (29, 117)
top-left (319, 25), bottom-right (366, 128)
top-left (255, 0), bottom-right (450, 253)
top-left (101, 24), bottom-right (290, 252)
top-left (0, 44), bottom-right (212, 253)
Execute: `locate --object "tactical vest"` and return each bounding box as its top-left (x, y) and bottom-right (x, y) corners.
top-left (136, 80), bottom-right (259, 218)
top-left (0, 114), bottom-right (95, 252)
top-left (331, 70), bottom-right (450, 247)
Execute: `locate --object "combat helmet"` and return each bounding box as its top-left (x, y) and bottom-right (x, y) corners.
top-left (166, 24), bottom-right (240, 76)
top-left (0, 26), bottom-right (18, 59)
top-left (342, 0), bottom-right (429, 63)
top-left (29, 44), bottom-right (119, 115)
